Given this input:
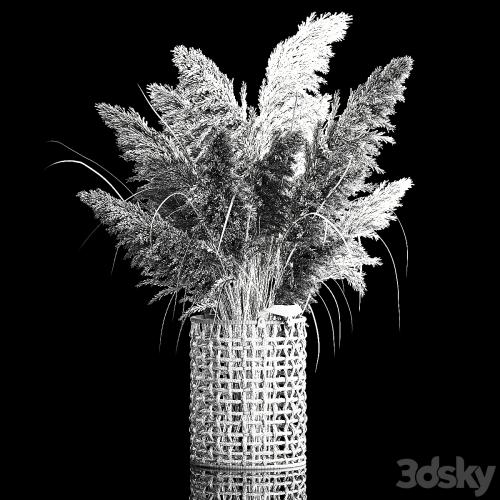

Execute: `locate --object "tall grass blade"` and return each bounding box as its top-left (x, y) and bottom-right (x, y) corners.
top-left (322, 283), bottom-right (342, 347)
top-left (48, 140), bottom-right (133, 196)
top-left (47, 160), bottom-right (124, 200)
top-left (396, 216), bottom-right (409, 277)
top-left (111, 247), bottom-right (119, 275)
top-left (217, 193), bottom-right (236, 252)
top-left (308, 304), bottom-right (321, 373)
top-left (330, 280), bottom-right (353, 332)
top-left (317, 293), bottom-right (335, 355)
top-left (378, 235), bottom-right (401, 331)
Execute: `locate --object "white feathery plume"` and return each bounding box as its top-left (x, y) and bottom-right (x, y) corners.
top-left (254, 12), bottom-right (351, 165)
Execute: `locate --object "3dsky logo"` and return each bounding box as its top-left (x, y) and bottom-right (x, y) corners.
top-left (396, 456), bottom-right (495, 497)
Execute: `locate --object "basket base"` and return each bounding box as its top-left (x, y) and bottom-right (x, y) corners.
top-left (190, 463), bottom-right (307, 499)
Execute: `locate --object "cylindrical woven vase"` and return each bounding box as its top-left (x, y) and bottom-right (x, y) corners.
top-left (189, 315), bottom-right (307, 470)
top-left (190, 464), bottom-right (307, 499)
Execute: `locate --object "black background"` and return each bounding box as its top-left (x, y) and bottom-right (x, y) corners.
top-left (21, 2), bottom-right (498, 498)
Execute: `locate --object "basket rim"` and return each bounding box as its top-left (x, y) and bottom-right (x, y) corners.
top-left (190, 315), bottom-right (307, 326)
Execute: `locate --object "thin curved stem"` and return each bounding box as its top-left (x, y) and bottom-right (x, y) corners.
top-left (321, 283), bottom-right (342, 347)
top-left (378, 235), bottom-right (401, 331)
top-left (308, 304), bottom-right (320, 373)
top-left (159, 295), bottom-right (175, 351)
top-left (110, 247), bottom-right (119, 275)
top-left (330, 280), bottom-right (353, 333)
top-left (317, 293), bottom-right (335, 356)
top-left (48, 140), bottom-right (133, 196)
top-left (395, 216), bottom-right (409, 277)
top-left (217, 193), bottom-right (236, 253)
top-left (47, 160), bottom-right (124, 200)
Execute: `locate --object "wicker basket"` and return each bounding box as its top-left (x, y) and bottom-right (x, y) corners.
top-left (189, 315), bottom-right (307, 470)
top-left (190, 464), bottom-right (307, 499)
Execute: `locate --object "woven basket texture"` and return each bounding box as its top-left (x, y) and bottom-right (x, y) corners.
top-left (189, 316), bottom-right (307, 470)
top-left (190, 465), bottom-right (307, 499)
